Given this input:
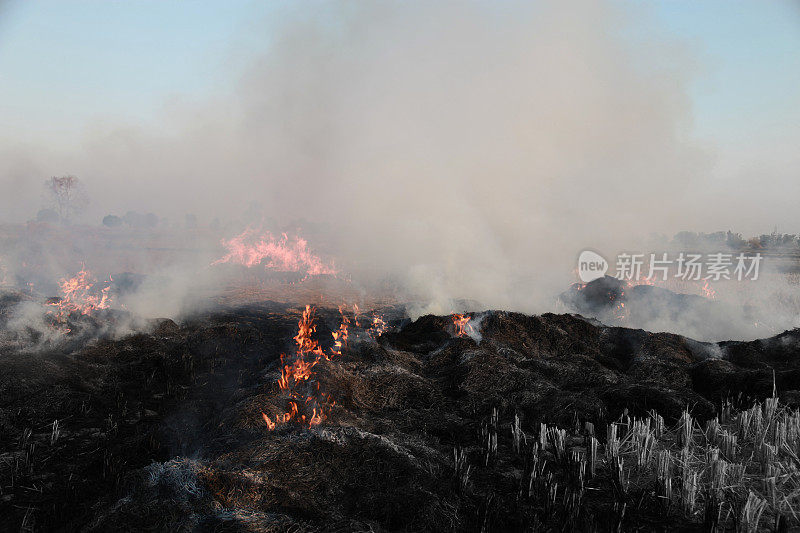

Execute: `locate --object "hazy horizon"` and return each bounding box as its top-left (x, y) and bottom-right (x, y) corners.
top-left (0, 1), bottom-right (798, 335)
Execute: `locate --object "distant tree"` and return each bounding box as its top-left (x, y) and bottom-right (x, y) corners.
top-left (43, 175), bottom-right (88, 222)
top-left (726, 231), bottom-right (746, 249)
top-left (123, 211), bottom-right (146, 228)
top-left (102, 215), bottom-right (123, 227)
top-left (36, 208), bottom-right (59, 224)
top-left (779, 234), bottom-right (797, 247)
top-left (673, 231), bottom-right (699, 248)
top-left (705, 231), bottom-right (726, 245)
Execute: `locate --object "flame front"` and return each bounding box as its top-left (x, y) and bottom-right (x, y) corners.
top-left (329, 305), bottom-right (350, 358)
top-left (48, 268), bottom-right (113, 322)
top-left (267, 305), bottom-right (347, 430)
top-left (213, 228), bottom-right (337, 276)
top-left (452, 314), bottom-right (473, 337)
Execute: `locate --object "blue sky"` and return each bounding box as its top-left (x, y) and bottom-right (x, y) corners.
top-left (0, 1), bottom-right (798, 190)
top-left (1, 1), bottom-right (798, 145)
top-left (648, 1), bottom-right (800, 150)
top-left (0, 1), bottom-right (277, 142)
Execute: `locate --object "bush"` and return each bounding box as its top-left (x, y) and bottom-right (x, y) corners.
top-left (102, 215), bottom-right (122, 227)
top-left (123, 211), bottom-right (146, 228)
top-left (36, 208), bottom-right (59, 223)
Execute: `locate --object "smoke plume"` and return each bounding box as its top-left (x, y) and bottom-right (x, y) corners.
top-left (1, 1), bottom-right (796, 338)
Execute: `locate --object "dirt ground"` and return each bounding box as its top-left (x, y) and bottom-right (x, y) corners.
top-left (0, 298), bottom-right (798, 531)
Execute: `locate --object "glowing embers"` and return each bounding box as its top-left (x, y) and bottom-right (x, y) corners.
top-left (368, 314), bottom-right (387, 337)
top-left (47, 268), bottom-right (113, 322)
top-left (353, 303), bottom-right (387, 338)
top-left (625, 276), bottom-right (718, 301)
top-left (700, 279), bottom-right (716, 300)
top-left (613, 294), bottom-right (627, 320)
top-left (213, 228), bottom-right (337, 276)
top-left (263, 305), bottom-right (347, 431)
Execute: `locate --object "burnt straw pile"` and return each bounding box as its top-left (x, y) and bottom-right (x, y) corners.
top-left (1, 303), bottom-right (800, 531)
top-left (558, 275), bottom-right (769, 341)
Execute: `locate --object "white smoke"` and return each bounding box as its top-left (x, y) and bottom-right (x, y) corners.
top-left (0, 1), bottom-right (797, 340)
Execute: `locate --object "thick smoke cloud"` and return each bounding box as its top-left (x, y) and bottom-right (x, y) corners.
top-left (1, 1), bottom-right (782, 323)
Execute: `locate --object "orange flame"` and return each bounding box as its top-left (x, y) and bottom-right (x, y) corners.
top-left (213, 228), bottom-right (337, 276)
top-left (267, 305), bottom-right (349, 431)
top-left (47, 268), bottom-right (113, 321)
top-left (353, 304), bottom-right (386, 338)
top-left (614, 300), bottom-right (627, 320)
top-left (293, 305), bottom-right (325, 357)
top-left (329, 305), bottom-right (350, 358)
top-left (309, 408), bottom-right (323, 426)
top-left (452, 314), bottom-right (473, 337)
top-left (261, 412), bottom-right (275, 430)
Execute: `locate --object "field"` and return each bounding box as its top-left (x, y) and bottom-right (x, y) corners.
top-left (0, 296), bottom-right (799, 531)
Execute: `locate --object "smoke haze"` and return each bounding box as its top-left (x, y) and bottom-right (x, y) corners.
top-left (0, 1), bottom-right (797, 328)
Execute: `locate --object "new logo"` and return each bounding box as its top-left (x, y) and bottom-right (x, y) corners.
top-left (577, 250), bottom-right (608, 282)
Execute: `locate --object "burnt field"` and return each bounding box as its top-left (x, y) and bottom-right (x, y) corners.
top-left (1, 298), bottom-right (799, 532)
top-left (4, 0), bottom-right (800, 530)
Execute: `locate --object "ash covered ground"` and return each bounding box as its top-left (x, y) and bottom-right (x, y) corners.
top-left (1, 288), bottom-right (799, 532)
